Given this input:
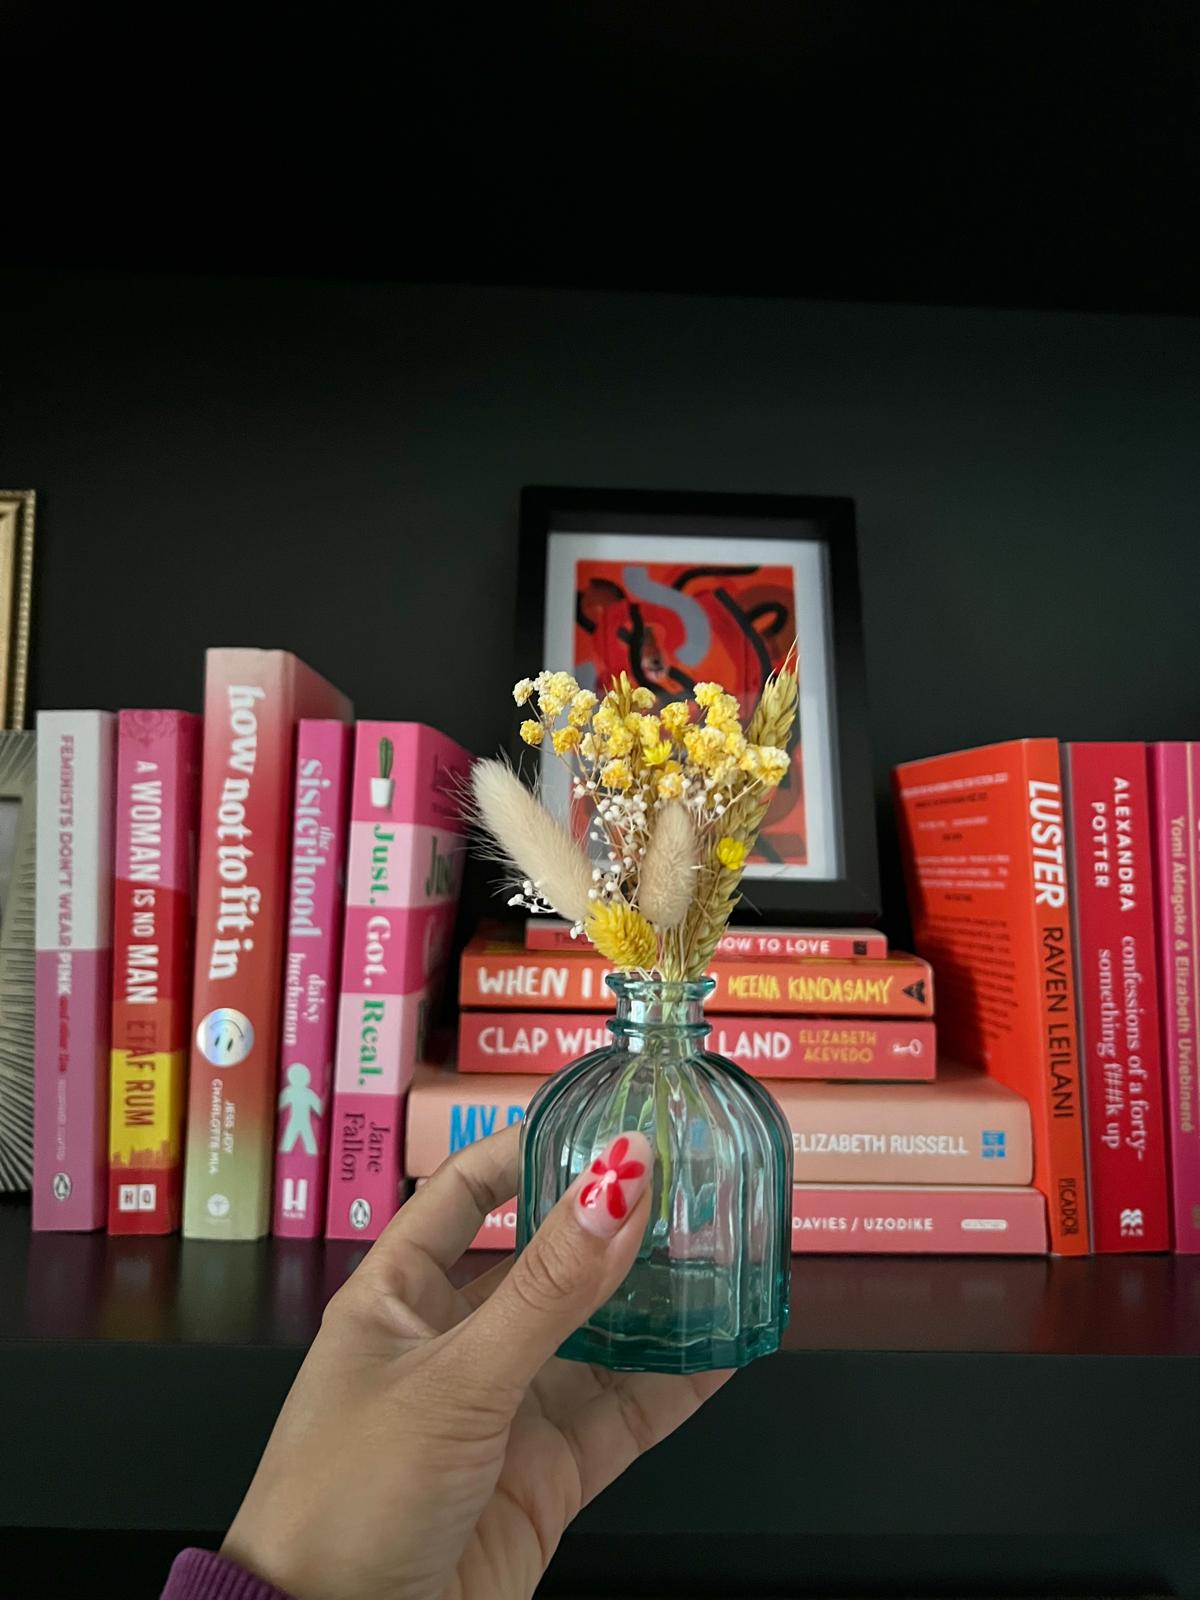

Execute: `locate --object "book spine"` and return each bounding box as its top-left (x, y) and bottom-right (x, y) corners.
top-left (271, 722), bottom-right (352, 1238)
top-left (324, 723), bottom-right (471, 1240)
top-left (457, 1011), bottom-right (937, 1081)
top-left (33, 712), bottom-right (116, 1230)
top-left (404, 1071), bottom-right (1032, 1184)
top-left (1066, 744), bottom-right (1169, 1252)
top-left (1150, 743), bottom-right (1200, 1251)
top-left (1024, 740), bottom-right (1090, 1254)
top-left (107, 711), bottom-right (202, 1235)
top-left (459, 950), bottom-right (934, 1016)
top-left (524, 920), bottom-right (889, 960)
top-left (459, 1187), bottom-right (1047, 1255)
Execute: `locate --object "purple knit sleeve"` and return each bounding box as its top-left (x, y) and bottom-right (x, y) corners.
top-left (161, 1547), bottom-right (294, 1600)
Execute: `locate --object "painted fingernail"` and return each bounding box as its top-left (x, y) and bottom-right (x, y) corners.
top-left (575, 1131), bottom-right (653, 1238)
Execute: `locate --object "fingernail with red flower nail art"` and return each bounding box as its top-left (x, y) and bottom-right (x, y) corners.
top-left (575, 1132), bottom-right (653, 1238)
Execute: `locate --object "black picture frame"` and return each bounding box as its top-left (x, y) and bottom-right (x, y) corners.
top-left (514, 485), bottom-right (880, 926)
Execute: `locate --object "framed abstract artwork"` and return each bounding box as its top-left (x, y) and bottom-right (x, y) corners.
top-left (515, 486), bottom-right (879, 923)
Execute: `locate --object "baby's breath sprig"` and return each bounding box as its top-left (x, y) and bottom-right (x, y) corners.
top-left (475, 653), bottom-right (799, 978)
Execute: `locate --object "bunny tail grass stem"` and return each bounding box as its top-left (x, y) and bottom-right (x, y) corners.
top-left (470, 758), bottom-right (594, 927)
top-left (637, 802), bottom-right (696, 932)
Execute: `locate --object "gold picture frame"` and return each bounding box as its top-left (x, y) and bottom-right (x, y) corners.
top-left (0, 730), bottom-right (36, 1190)
top-left (0, 489), bottom-right (36, 731)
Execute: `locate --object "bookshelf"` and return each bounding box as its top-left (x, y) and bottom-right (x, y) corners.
top-left (3, 1191), bottom-right (1199, 1596)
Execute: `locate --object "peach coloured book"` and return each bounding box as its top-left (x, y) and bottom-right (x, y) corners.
top-left (271, 721), bottom-right (352, 1237)
top-left (894, 740), bottom-right (1089, 1255)
top-left (457, 1012), bottom-right (937, 1081)
top-left (108, 710), bottom-right (202, 1235)
top-left (404, 1060), bottom-right (1031, 1185)
top-left (33, 712), bottom-right (117, 1231)
top-left (459, 935), bottom-right (933, 1017)
top-left (457, 1185), bottom-right (1047, 1255)
top-left (324, 722), bottom-right (472, 1241)
top-left (525, 919), bottom-right (888, 960)
top-left (182, 650), bottom-right (352, 1241)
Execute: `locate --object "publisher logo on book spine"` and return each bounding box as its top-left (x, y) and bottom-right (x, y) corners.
top-left (349, 1197), bottom-right (372, 1231)
top-left (52, 1172), bottom-right (72, 1202)
top-left (196, 1008), bottom-right (255, 1067)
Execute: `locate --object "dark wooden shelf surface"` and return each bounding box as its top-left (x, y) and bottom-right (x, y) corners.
top-left (5, 1195), bottom-right (1200, 1596)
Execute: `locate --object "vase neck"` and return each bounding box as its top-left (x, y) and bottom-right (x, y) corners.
top-left (606, 976), bottom-right (713, 1051)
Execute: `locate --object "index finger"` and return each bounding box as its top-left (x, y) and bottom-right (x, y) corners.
top-left (378, 1124), bottom-right (520, 1271)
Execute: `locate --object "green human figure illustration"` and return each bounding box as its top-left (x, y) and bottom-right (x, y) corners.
top-left (279, 1062), bottom-right (323, 1155)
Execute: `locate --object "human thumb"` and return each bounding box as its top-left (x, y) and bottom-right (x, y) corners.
top-left (450, 1131), bottom-right (654, 1392)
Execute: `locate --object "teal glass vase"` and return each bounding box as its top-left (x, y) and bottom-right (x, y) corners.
top-left (516, 975), bottom-right (793, 1374)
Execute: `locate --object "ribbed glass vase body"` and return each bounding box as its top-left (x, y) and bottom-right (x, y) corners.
top-left (516, 976), bottom-right (792, 1374)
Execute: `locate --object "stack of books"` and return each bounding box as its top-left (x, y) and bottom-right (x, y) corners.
top-left (404, 922), bottom-right (1051, 1255)
top-left (31, 648), bottom-right (473, 1243)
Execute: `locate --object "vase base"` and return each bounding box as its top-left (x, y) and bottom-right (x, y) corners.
top-left (555, 1321), bottom-right (784, 1375)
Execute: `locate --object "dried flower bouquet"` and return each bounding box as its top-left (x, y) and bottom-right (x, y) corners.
top-left (471, 652), bottom-right (799, 978)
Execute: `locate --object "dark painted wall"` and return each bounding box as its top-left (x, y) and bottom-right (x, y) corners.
top-left (4, 272), bottom-right (1200, 930)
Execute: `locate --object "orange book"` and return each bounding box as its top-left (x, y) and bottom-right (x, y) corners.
top-left (458, 935), bottom-right (933, 1017)
top-left (893, 739), bottom-right (1089, 1254)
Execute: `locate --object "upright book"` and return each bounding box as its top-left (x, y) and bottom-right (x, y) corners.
top-left (1064, 743), bottom-right (1168, 1252)
top-left (459, 936), bottom-right (933, 1017)
top-left (405, 1061), bottom-right (1033, 1186)
top-left (182, 650), bottom-right (352, 1241)
top-left (271, 721), bottom-right (352, 1237)
top-left (894, 739), bottom-right (1090, 1254)
top-left (108, 710), bottom-right (202, 1235)
top-left (33, 711), bottom-right (116, 1231)
top-left (524, 919), bottom-right (888, 960)
top-left (1149, 743), bottom-right (1200, 1252)
top-left (325, 722), bottom-right (472, 1241)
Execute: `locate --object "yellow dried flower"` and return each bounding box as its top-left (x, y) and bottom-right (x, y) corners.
top-left (642, 739), bottom-right (673, 767)
top-left (593, 699), bottom-right (621, 735)
top-left (758, 745), bottom-right (790, 786)
top-left (723, 729), bottom-right (748, 759)
top-left (538, 691), bottom-right (566, 720)
top-left (715, 836), bottom-right (748, 872)
top-left (519, 719), bottom-right (545, 747)
top-left (705, 693), bottom-right (743, 732)
top-left (631, 686), bottom-right (656, 711)
top-left (513, 677), bottom-right (536, 705)
top-left (693, 681), bottom-right (725, 709)
top-left (601, 758), bottom-right (633, 790)
top-left (683, 725), bottom-right (727, 770)
top-left (656, 769), bottom-right (685, 799)
top-left (568, 689), bottom-right (597, 727)
top-left (587, 898), bottom-right (658, 970)
top-left (552, 726), bottom-right (581, 755)
top-left (580, 731), bottom-right (600, 761)
top-left (660, 700), bottom-right (691, 739)
top-left (625, 713), bottom-right (661, 747)
top-left (603, 723), bottom-right (635, 758)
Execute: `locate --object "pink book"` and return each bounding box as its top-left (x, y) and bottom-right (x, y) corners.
top-left (1149, 743), bottom-right (1200, 1251)
top-left (454, 1185), bottom-right (1046, 1255)
top-left (524, 919), bottom-right (888, 960)
top-left (458, 1011), bottom-right (937, 1080)
top-left (271, 722), bottom-right (352, 1237)
top-left (324, 723), bottom-right (472, 1240)
top-left (404, 1060), bottom-right (1033, 1185)
top-left (33, 712), bottom-right (117, 1230)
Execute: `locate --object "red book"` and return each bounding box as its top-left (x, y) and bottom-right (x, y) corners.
top-left (182, 649), bottom-right (352, 1240)
top-left (1064, 744), bottom-right (1169, 1252)
top-left (458, 936), bottom-right (933, 1018)
top-left (456, 1186), bottom-right (1046, 1255)
top-left (457, 1011), bottom-right (937, 1081)
top-left (524, 919), bottom-right (888, 961)
top-left (404, 1061), bottom-right (1031, 1185)
top-left (894, 740), bottom-right (1090, 1254)
top-left (107, 711), bottom-right (202, 1235)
